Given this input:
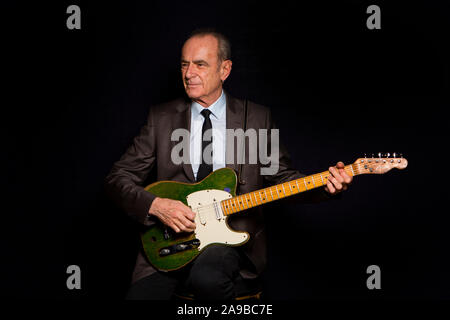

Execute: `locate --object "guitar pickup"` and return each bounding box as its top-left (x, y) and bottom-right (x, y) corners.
top-left (196, 208), bottom-right (206, 225)
top-left (159, 239), bottom-right (200, 257)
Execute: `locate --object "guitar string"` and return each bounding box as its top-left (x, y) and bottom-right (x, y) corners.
top-left (195, 160), bottom-right (405, 215)
top-left (197, 162), bottom-right (401, 215)
top-left (218, 161), bottom-right (404, 215)
top-left (192, 167), bottom-right (347, 214)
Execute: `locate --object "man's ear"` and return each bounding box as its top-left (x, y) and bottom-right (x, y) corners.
top-left (220, 60), bottom-right (232, 82)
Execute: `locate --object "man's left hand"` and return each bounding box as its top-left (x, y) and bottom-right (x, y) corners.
top-left (324, 161), bottom-right (353, 195)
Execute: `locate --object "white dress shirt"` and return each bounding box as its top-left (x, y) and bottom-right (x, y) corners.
top-left (190, 90), bottom-right (227, 180)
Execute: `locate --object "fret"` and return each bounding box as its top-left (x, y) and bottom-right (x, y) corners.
top-left (227, 201), bottom-right (233, 215)
top-left (259, 190), bottom-right (266, 203)
top-left (269, 186), bottom-right (275, 199)
top-left (303, 178), bottom-right (308, 190)
top-left (228, 199), bottom-right (235, 214)
top-left (240, 195), bottom-right (248, 210)
top-left (242, 194), bottom-right (248, 209)
top-left (254, 191), bottom-right (262, 205)
top-left (258, 191), bottom-right (265, 203)
top-left (232, 197), bottom-right (239, 212)
top-left (245, 193), bottom-right (251, 207)
top-left (233, 198), bottom-right (239, 212)
top-left (281, 184), bottom-right (286, 196)
top-left (263, 190), bottom-right (268, 202)
top-left (288, 182), bottom-right (293, 193)
top-left (248, 193), bottom-right (255, 206)
top-left (235, 196), bottom-right (242, 210)
top-left (243, 194), bottom-right (252, 208)
top-left (295, 179), bottom-right (301, 192)
top-left (284, 183), bottom-right (289, 196)
top-left (233, 197), bottom-right (240, 212)
top-left (320, 174), bottom-right (324, 185)
top-left (311, 176), bottom-right (316, 187)
top-left (349, 165), bottom-right (355, 176)
top-left (260, 190), bottom-right (266, 202)
top-left (274, 186), bottom-right (281, 199)
top-left (247, 193), bottom-right (254, 207)
top-left (221, 202), bottom-right (228, 216)
top-left (227, 200), bottom-right (233, 215)
top-left (242, 195), bottom-right (248, 209)
top-left (290, 182), bottom-right (297, 194)
top-left (223, 200), bottom-right (229, 215)
top-left (245, 195), bottom-right (251, 209)
top-left (275, 185), bottom-right (283, 198)
top-left (252, 191), bottom-right (259, 205)
top-left (229, 199), bottom-right (235, 213)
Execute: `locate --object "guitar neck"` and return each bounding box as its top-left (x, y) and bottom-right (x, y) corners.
top-left (220, 155), bottom-right (408, 216)
top-left (221, 164), bottom-right (359, 216)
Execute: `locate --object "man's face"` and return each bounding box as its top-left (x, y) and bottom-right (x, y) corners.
top-left (181, 35), bottom-right (231, 106)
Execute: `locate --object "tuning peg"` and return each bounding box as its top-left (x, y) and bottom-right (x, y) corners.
top-left (385, 152), bottom-right (390, 158)
top-left (378, 152), bottom-right (382, 158)
top-left (393, 152), bottom-right (397, 158)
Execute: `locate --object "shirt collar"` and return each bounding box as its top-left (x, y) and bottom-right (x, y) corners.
top-left (191, 90), bottom-right (226, 120)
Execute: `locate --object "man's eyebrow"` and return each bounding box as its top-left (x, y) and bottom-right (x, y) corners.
top-left (193, 60), bottom-right (208, 65)
top-left (181, 59), bottom-right (209, 64)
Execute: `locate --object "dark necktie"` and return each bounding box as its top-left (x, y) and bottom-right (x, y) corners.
top-left (196, 109), bottom-right (213, 182)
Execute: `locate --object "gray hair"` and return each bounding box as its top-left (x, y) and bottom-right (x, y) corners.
top-left (186, 28), bottom-right (231, 62)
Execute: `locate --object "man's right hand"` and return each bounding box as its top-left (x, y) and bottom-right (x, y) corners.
top-left (149, 197), bottom-right (196, 233)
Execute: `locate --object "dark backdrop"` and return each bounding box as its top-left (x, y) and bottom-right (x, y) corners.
top-left (2, 0), bottom-right (449, 299)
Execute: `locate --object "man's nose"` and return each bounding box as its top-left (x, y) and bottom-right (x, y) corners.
top-left (185, 63), bottom-right (196, 79)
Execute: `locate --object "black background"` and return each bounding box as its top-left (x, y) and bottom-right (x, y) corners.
top-left (2, 0), bottom-right (449, 300)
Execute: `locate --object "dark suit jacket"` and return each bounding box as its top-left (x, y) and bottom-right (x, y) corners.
top-left (105, 92), bottom-right (329, 284)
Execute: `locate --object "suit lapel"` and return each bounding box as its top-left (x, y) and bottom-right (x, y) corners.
top-left (174, 99), bottom-right (196, 182)
top-left (225, 92), bottom-right (244, 174)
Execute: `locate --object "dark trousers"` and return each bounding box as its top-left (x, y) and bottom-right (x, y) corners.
top-left (126, 245), bottom-right (251, 300)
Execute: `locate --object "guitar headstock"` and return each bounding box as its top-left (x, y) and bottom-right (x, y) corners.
top-left (354, 153), bottom-right (408, 174)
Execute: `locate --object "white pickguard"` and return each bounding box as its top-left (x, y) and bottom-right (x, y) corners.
top-left (186, 189), bottom-right (249, 251)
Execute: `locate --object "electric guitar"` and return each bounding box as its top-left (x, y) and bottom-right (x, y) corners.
top-left (141, 153), bottom-right (408, 271)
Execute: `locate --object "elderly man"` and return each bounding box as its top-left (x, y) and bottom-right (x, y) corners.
top-left (105, 29), bottom-right (352, 300)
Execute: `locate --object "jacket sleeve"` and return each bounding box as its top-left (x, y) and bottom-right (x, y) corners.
top-left (262, 108), bottom-right (334, 204)
top-left (104, 107), bottom-right (158, 226)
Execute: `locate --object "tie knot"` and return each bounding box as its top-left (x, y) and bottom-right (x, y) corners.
top-left (200, 109), bottom-right (212, 119)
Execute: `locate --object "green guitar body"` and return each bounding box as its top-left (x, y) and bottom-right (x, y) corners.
top-left (141, 168), bottom-right (239, 272)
